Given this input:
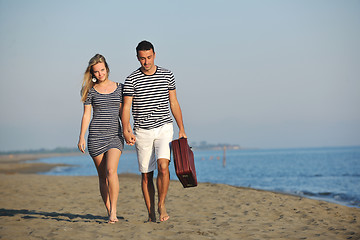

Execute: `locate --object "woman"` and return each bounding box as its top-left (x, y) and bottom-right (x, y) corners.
top-left (78, 54), bottom-right (124, 223)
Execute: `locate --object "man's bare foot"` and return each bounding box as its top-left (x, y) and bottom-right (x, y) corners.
top-left (147, 212), bottom-right (156, 222)
top-left (158, 206), bottom-right (169, 222)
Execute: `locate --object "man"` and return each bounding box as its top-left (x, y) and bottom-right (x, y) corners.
top-left (121, 40), bottom-right (187, 222)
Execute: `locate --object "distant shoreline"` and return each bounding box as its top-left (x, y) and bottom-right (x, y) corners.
top-left (0, 152), bottom-right (82, 174)
top-left (3, 144), bottom-right (359, 156)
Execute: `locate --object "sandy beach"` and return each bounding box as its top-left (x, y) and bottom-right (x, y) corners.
top-left (0, 154), bottom-right (359, 240)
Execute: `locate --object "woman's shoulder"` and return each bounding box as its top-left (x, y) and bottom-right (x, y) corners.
top-left (115, 82), bottom-right (124, 94)
top-left (87, 87), bottom-right (95, 95)
top-left (116, 82), bottom-right (124, 88)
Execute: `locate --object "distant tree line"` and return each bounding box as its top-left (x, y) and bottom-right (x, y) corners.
top-left (189, 141), bottom-right (242, 150)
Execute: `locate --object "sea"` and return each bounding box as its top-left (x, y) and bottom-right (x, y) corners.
top-left (29, 146), bottom-right (360, 208)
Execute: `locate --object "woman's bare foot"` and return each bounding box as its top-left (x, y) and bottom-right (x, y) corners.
top-left (158, 205), bottom-right (169, 222)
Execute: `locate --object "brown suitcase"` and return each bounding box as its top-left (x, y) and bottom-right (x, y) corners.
top-left (172, 138), bottom-right (197, 188)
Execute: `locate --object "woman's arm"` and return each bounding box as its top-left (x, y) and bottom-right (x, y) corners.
top-left (78, 104), bottom-right (91, 153)
top-left (119, 103), bottom-right (123, 118)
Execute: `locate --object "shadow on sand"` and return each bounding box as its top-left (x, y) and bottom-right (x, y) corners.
top-left (0, 208), bottom-right (125, 223)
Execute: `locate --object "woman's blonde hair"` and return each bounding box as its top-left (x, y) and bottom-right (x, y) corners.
top-left (80, 54), bottom-right (110, 102)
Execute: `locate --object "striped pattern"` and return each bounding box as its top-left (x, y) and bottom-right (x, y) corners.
top-left (84, 83), bottom-right (124, 157)
top-left (123, 66), bottom-right (176, 130)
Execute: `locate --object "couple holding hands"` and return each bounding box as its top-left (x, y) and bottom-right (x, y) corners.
top-left (77, 40), bottom-right (187, 223)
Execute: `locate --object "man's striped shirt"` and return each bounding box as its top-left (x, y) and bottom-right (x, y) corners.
top-left (123, 66), bottom-right (176, 130)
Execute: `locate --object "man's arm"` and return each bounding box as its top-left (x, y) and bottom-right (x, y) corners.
top-left (121, 96), bottom-right (136, 145)
top-left (169, 89), bottom-right (187, 138)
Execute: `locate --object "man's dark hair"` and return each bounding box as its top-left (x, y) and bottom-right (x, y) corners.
top-left (136, 40), bottom-right (155, 55)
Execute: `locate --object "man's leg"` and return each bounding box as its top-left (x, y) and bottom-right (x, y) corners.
top-left (141, 171), bottom-right (156, 222)
top-left (134, 127), bottom-right (157, 222)
top-left (157, 158), bottom-right (170, 222)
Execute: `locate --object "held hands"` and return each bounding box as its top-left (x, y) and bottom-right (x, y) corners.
top-left (78, 138), bottom-right (86, 153)
top-left (123, 130), bottom-right (136, 146)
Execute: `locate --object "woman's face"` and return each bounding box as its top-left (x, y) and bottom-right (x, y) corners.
top-left (92, 62), bottom-right (108, 82)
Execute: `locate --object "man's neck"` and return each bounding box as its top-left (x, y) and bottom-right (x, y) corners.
top-left (141, 65), bottom-right (157, 75)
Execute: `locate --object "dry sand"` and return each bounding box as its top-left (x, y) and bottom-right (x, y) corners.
top-left (0, 153), bottom-right (359, 240)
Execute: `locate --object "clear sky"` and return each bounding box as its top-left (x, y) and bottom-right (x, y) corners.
top-left (0, 0), bottom-right (359, 151)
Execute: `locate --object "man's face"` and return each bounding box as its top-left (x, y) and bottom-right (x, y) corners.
top-left (137, 49), bottom-right (156, 72)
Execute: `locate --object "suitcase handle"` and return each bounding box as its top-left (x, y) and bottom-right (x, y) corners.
top-left (179, 137), bottom-right (192, 149)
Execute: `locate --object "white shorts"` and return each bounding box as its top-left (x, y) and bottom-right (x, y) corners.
top-left (134, 123), bottom-right (174, 173)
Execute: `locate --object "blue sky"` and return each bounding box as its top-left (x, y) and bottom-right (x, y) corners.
top-left (0, 0), bottom-right (359, 151)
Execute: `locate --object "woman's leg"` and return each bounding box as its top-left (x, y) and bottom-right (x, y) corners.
top-left (105, 148), bottom-right (121, 222)
top-left (92, 153), bottom-right (111, 215)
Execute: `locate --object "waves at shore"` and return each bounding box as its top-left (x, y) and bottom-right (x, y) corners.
top-left (28, 146), bottom-right (360, 208)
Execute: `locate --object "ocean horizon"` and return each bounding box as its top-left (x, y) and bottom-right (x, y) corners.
top-left (29, 146), bottom-right (360, 208)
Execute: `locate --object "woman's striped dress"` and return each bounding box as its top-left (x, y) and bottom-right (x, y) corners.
top-left (84, 83), bottom-right (124, 157)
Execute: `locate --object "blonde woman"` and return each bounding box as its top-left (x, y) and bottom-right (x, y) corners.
top-left (78, 54), bottom-right (124, 223)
